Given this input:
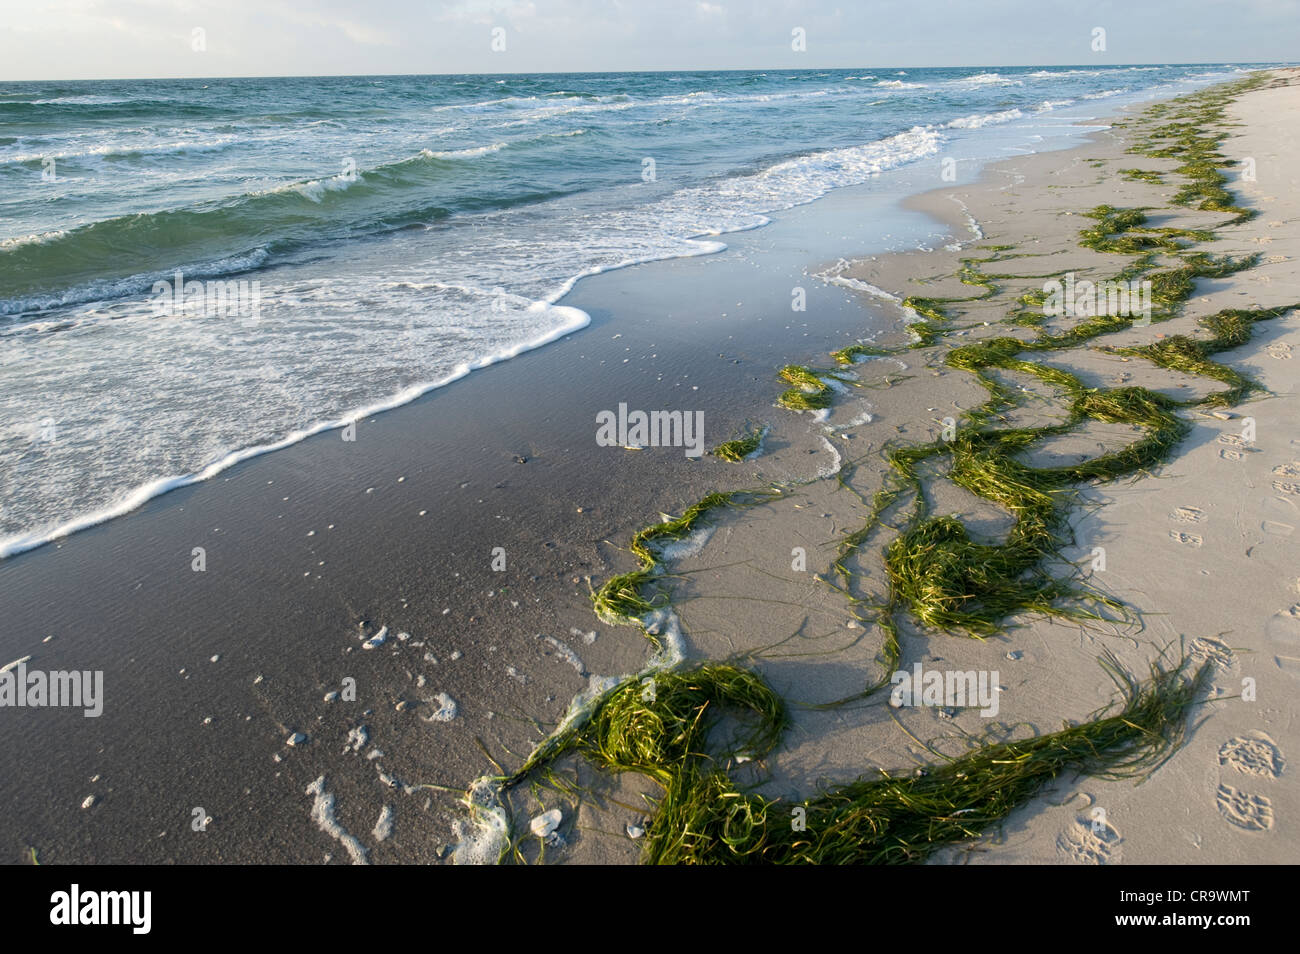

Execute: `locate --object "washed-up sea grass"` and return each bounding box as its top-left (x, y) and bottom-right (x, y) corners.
top-left (711, 424), bottom-right (767, 462)
top-left (502, 654), bottom-right (1207, 864)
top-left (1118, 168), bottom-right (1166, 184)
top-left (1109, 304), bottom-right (1298, 406)
top-left (591, 489), bottom-right (782, 628)
top-left (809, 76), bottom-right (1275, 656)
top-left (1078, 204), bottom-right (1216, 255)
top-left (776, 364), bottom-right (835, 410)
top-left (831, 343), bottom-right (889, 365)
top-left (1123, 75), bottom-right (1264, 225)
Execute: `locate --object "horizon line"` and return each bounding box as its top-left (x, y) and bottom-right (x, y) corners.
top-left (5, 60), bottom-right (1291, 84)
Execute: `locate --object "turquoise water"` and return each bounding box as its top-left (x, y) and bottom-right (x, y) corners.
top-left (0, 65), bottom-right (1271, 553)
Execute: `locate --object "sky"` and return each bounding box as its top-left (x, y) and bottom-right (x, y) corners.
top-left (2, 0), bottom-right (1297, 81)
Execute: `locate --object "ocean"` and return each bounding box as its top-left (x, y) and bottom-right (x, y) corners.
top-left (0, 65), bottom-right (1267, 556)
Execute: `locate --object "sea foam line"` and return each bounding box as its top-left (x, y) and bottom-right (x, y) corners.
top-left (0, 300), bottom-right (590, 559)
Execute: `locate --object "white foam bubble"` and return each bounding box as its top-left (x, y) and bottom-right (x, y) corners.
top-left (372, 804), bottom-right (394, 842)
top-left (540, 635), bottom-right (587, 676)
top-left (423, 692), bottom-right (459, 722)
top-left (654, 526), bottom-right (715, 562)
top-left (305, 775), bottom-right (369, 866)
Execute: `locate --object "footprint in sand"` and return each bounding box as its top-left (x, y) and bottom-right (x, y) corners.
top-left (1267, 342), bottom-right (1293, 360)
top-left (1273, 481), bottom-right (1300, 496)
top-left (1274, 462), bottom-right (1300, 478)
top-left (1169, 530), bottom-right (1203, 546)
top-left (1170, 506), bottom-right (1206, 523)
top-left (1189, 636), bottom-right (1238, 671)
top-left (1219, 733), bottom-right (1286, 778)
top-left (1056, 814), bottom-right (1122, 865)
top-left (1266, 604), bottom-right (1300, 678)
top-left (1218, 435), bottom-right (1256, 460)
top-left (1215, 785), bottom-right (1275, 831)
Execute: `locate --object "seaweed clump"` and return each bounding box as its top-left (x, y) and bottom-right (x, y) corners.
top-left (776, 365), bottom-right (836, 410)
top-left (711, 424), bottom-right (767, 462)
top-left (503, 655), bottom-right (1206, 864)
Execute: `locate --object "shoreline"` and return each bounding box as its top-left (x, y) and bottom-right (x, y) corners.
top-left (3, 70), bottom-right (1296, 864)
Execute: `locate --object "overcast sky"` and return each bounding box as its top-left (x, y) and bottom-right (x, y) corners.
top-left (3, 0), bottom-right (1297, 82)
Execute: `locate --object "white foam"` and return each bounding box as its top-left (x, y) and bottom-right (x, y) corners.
top-left (946, 108), bottom-right (1024, 129)
top-left (31, 94), bottom-right (131, 105)
top-left (372, 804), bottom-right (394, 842)
top-left (0, 246), bottom-right (273, 318)
top-left (451, 777), bottom-right (510, 865)
top-left (842, 410), bottom-right (874, 427)
top-left (540, 635), bottom-right (587, 676)
top-left (290, 173), bottom-right (362, 202)
top-left (654, 526), bottom-right (715, 562)
top-left (4, 121), bottom-right (945, 560)
top-left (953, 73), bottom-right (1023, 88)
top-left (305, 775), bottom-right (369, 865)
top-left (423, 692), bottom-right (458, 722)
top-left (816, 260), bottom-right (903, 302)
top-left (0, 229), bottom-right (69, 250)
top-left (641, 608), bottom-right (686, 670)
top-left (346, 725), bottom-right (369, 752)
top-left (427, 142), bottom-right (508, 159)
top-left (817, 436), bottom-right (843, 479)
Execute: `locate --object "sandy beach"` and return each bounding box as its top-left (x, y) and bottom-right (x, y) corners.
top-left (2, 69), bottom-right (1297, 867)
